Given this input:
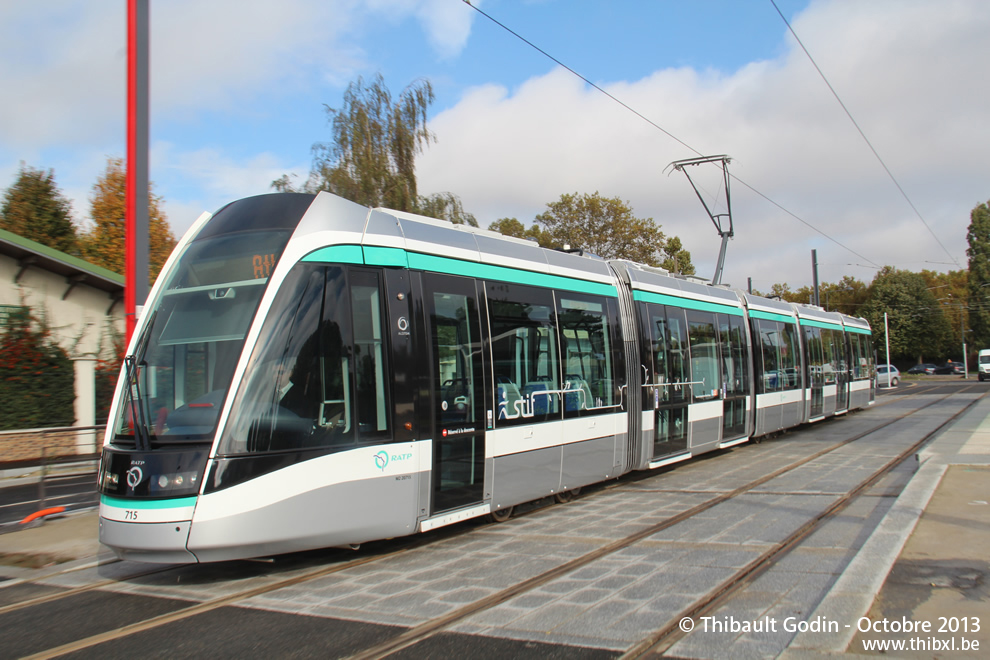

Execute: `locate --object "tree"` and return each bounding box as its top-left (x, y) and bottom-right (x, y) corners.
top-left (535, 192), bottom-right (667, 265)
top-left (660, 236), bottom-right (695, 275)
top-left (488, 217), bottom-right (548, 245)
top-left (79, 157), bottom-right (176, 283)
top-left (0, 164), bottom-right (78, 254)
top-left (279, 74), bottom-right (478, 226)
top-left (862, 267), bottom-right (951, 364)
top-left (751, 282), bottom-right (800, 301)
top-left (967, 200), bottom-right (990, 349)
top-left (304, 74), bottom-right (434, 212)
top-left (0, 305), bottom-right (74, 430)
top-left (417, 192), bottom-right (478, 227)
top-left (818, 276), bottom-right (869, 316)
top-left (921, 269), bottom-right (969, 357)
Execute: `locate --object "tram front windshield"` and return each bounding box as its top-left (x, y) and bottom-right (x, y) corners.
top-left (113, 230), bottom-right (290, 446)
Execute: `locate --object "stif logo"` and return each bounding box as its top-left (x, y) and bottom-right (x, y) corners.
top-left (374, 451), bottom-right (389, 471)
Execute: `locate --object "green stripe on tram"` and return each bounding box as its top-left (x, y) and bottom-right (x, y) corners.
top-left (101, 495), bottom-right (197, 510)
top-left (845, 325), bottom-right (872, 335)
top-left (799, 318), bottom-right (872, 335)
top-left (799, 318), bottom-right (844, 332)
top-left (303, 245), bottom-right (618, 297)
top-left (632, 290), bottom-right (744, 316)
top-left (748, 309), bottom-right (797, 324)
top-left (302, 245), bottom-right (364, 264)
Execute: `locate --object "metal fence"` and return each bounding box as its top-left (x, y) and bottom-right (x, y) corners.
top-left (0, 426), bottom-right (103, 529)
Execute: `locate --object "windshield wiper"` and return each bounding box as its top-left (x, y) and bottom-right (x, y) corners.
top-left (124, 354), bottom-right (152, 451)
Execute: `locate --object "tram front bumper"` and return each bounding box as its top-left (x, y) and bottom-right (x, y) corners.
top-left (99, 495), bottom-right (198, 563)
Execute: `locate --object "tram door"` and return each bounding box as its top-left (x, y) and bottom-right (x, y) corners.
top-left (643, 304), bottom-right (689, 458)
top-left (424, 273), bottom-right (486, 513)
top-left (804, 326), bottom-right (825, 419)
top-left (718, 314), bottom-right (749, 439)
top-left (834, 330), bottom-right (850, 412)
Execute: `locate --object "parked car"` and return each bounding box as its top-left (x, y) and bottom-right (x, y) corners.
top-left (907, 363), bottom-right (937, 375)
top-left (933, 361), bottom-right (965, 375)
top-left (876, 364), bottom-right (900, 387)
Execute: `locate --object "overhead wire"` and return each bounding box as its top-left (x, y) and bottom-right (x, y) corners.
top-left (461, 0), bottom-right (880, 269)
top-left (768, 0), bottom-right (960, 270)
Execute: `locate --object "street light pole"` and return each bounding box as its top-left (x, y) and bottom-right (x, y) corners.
top-left (962, 318), bottom-right (968, 379)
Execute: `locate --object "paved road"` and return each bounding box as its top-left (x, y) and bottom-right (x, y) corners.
top-left (0, 472), bottom-right (98, 527)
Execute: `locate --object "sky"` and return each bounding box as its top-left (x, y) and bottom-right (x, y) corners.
top-left (1, 0), bottom-right (988, 293)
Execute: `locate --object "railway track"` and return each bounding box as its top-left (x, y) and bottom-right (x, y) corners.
top-left (2, 384), bottom-right (983, 659)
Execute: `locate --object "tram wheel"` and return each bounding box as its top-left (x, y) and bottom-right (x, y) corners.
top-left (490, 506), bottom-right (513, 522)
top-left (555, 487), bottom-right (582, 503)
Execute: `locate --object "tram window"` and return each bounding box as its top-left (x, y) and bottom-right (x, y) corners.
top-left (716, 314), bottom-right (746, 397)
top-left (488, 283), bottom-right (559, 424)
top-left (754, 319), bottom-right (779, 394)
top-left (687, 311), bottom-right (719, 400)
top-left (649, 310), bottom-right (668, 405)
top-left (781, 322), bottom-right (800, 390)
top-left (432, 290), bottom-right (479, 426)
top-left (559, 295), bottom-right (615, 413)
top-left (220, 265), bottom-right (394, 456)
top-left (666, 308), bottom-right (689, 405)
top-left (848, 332), bottom-right (871, 380)
top-left (351, 271), bottom-right (390, 436)
top-left (804, 326), bottom-right (824, 387)
top-left (220, 265), bottom-right (328, 455)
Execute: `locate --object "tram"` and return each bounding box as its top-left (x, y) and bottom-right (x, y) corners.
top-left (98, 192), bottom-right (875, 563)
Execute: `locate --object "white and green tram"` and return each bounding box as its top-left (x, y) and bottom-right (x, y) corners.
top-left (98, 192), bottom-right (875, 563)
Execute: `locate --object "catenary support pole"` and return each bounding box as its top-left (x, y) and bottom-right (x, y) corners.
top-left (126, 0), bottom-right (150, 343)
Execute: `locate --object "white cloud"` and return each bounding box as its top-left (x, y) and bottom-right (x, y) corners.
top-left (418, 0), bottom-right (990, 289)
top-left (0, 0), bottom-right (474, 148)
top-left (152, 142), bottom-right (309, 237)
top-left (0, 0), bottom-right (476, 237)
top-left (414, 0), bottom-right (478, 60)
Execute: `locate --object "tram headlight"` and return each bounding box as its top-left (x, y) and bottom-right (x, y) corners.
top-left (102, 471), bottom-right (119, 490)
top-left (150, 471), bottom-right (199, 495)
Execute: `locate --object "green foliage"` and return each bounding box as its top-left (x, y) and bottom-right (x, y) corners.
top-left (488, 217), bottom-right (548, 245)
top-left (79, 157), bottom-right (176, 283)
top-left (279, 74), bottom-right (479, 227)
top-left (0, 306), bottom-right (75, 430)
top-left (660, 236), bottom-right (695, 275)
top-left (305, 74), bottom-right (435, 212)
top-left (920, 269), bottom-right (969, 357)
top-left (94, 321), bottom-right (125, 424)
top-left (1, 164), bottom-right (78, 254)
top-left (535, 192), bottom-right (666, 265)
top-left (966, 200), bottom-right (990, 349)
top-left (862, 267), bottom-right (951, 363)
top-left (416, 192), bottom-right (478, 227)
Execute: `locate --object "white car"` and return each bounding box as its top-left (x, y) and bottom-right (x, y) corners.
top-left (877, 364), bottom-right (900, 387)
top-left (979, 349), bottom-right (990, 381)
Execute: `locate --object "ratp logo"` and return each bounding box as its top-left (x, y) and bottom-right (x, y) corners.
top-left (374, 451), bottom-right (389, 471)
top-left (126, 466), bottom-right (144, 489)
